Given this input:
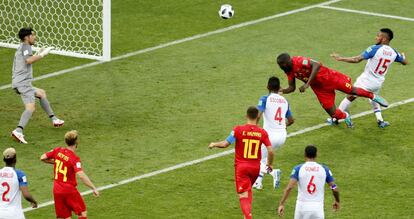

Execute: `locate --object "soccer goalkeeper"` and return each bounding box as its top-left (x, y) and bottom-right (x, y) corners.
top-left (11, 27), bottom-right (64, 144)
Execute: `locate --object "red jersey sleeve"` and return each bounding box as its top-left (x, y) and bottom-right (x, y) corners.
top-left (45, 147), bottom-right (59, 159)
top-left (72, 157), bottom-right (83, 173)
top-left (261, 130), bottom-right (272, 147)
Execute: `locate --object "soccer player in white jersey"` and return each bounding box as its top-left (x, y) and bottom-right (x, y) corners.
top-left (278, 145), bottom-right (340, 219)
top-left (331, 28), bottom-right (408, 128)
top-left (0, 148), bottom-right (37, 219)
top-left (11, 27), bottom-right (64, 144)
top-left (253, 76), bottom-right (294, 190)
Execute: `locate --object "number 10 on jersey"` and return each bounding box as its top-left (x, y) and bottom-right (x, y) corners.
top-left (242, 139), bottom-right (260, 159)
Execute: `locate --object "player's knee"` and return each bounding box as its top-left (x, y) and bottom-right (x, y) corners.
top-left (25, 103), bottom-right (36, 112)
top-left (35, 89), bottom-right (46, 98)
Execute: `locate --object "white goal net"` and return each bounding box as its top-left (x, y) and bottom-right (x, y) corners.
top-left (0, 0), bottom-right (111, 61)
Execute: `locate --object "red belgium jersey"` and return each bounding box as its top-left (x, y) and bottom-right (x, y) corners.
top-left (45, 147), bottom-right (83, 193)
top-left (286, 56), bottom-right (334, 87)
top-left (232, 124), bottom-right (271, 165)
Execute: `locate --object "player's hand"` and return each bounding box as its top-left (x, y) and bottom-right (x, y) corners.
top-left (299, 84), bottom-right (309, 93)
top-left (39, 47), bottom-right (54, 57)
top-left (332, 201), bottom-right (340, 211)
top-left (330, 52), bottom-right (341, 61)
top-left (93, 189), bottom-right (100, 197)
top-left (35, 48), bottom-right (45, 56)
top-left (266, 165), bottom-right (273, 174)
top-left (208, 143), bottom-right (216, 149)
top-left (31, 201), bottom-right (38, 208)
top-left (277, 205), bottom-right (285, 217)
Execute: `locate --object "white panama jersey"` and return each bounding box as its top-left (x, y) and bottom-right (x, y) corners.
top-left (291, 161), bottom-right (334, 203)
top-left (361, 44), bottom-right (405, 84)
top-left (0, 167), bottom-right (27, 219)
top-left (257, 93), bottom-right (292, 131)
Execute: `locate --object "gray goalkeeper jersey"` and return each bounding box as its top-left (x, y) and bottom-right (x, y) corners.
top-left (12, 43), bottom-right (33, 88)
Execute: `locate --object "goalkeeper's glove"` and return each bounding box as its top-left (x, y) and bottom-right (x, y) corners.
top-left (38, 47), bottom-right (54, 58)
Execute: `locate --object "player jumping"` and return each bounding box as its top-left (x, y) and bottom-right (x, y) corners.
top-left (331, 28), bottom-right (408, 128)
top-left (277, 53), bottom-right (389, 128)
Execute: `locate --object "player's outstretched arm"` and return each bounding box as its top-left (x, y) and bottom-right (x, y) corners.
top-left (77, 171), bottom-right (100, 197)
top-left (40, 154), bottom-right (54, 164)
top-left (328, 182), bottom-right (340, 211)
top-left (26, 47), bottom-right (54, 64)
top-left (208, 141), bottom-right (230, 149)
top-left (20, 186), bottom-right (38, 208)
top-left (277, 179), bottom-right (297, 217)
top-left (281, 79), bottom-right (296, 94)
top-left (299, 60), bottom-right (320, 93)
top-left (331, 53), bottom-right (364, 63)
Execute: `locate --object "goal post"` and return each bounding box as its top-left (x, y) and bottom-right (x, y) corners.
top-left (0, 0), bottom-right (111, 61)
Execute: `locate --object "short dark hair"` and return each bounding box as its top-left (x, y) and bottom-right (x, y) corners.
top-left (380, 28), bottom-right (393, 41)
top-left (277, 53), bottom-right (291, 64)
top-left (18, 27), bottom-right (34, 41)
top-left (267, 76), bottom-right (280, 92)
top-left (246, 106), bottom-right (259, 120)
top-left (3, 157), bottom-right (16, 166)
top-left (305, 145), bottom-right (317, 158)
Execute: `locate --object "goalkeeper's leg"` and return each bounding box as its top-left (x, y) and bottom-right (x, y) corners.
top-left (35, 88), bottom-right (64, 127)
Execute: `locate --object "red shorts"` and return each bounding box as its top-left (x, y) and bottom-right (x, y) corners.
top-left (311, 71), bottom-right (353, 109)
top-left (54, 190), bottom-right (86, 218)
top-left (234, 163), bottom-right (260, 193)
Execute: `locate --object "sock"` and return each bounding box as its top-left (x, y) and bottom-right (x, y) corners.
top-left (16, 126), bottom-right (24, 133)
top-left (370, 100), bottom-right (383, 121)
top-left (254, 174), bottom-right (263, 185)
top-left (17, 109), bottom-right (34, 130)
top-left (78, 217), bottom-right (87, 219)
top-left (333, 109), bottom-right (347, 120)
top-left (239, 191), bottom-right (252, 219)
top-left (39, 97), bottom-right (55, 119)
top-left (354, 88), bottom-right (374, 99)
top-left (338, 98), bottom-right (352, 112)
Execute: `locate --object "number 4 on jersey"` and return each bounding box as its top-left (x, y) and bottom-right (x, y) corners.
top-left (274, 107), bottom-right (283, 124)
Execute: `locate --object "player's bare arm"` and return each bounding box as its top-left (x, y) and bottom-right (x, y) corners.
top-left (40, 153), bottom-right (54, 164)
top-left (286, 116), bottom-right (294, 126)
top-left (20, 186), bottom-right (38, 208)
top-left (77, 171), bottom-right (100, 197)
top-left (208, 140), bottom-right (230, 149)
top-left (277, 178), bottom-right (297, 217)
top-left (401, 52), bottom-right (408, 65)
top-left (331, 53), bottom-right (364, 63)
top-left (299, 60), bottom-right (320, 93)
top-left (266, 146), bottom-right (274, 171)
top-left (328, 181), bottom-right (340, 211)
top-left (281, 79), bottom-right (296, 94)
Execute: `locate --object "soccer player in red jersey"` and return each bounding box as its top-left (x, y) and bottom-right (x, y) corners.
top-left (276, 53), bottom-right (389, 127)
top-left (209, 106), bottom-right (274, 219)
top-left (40, 130), bottom-right (99, 219)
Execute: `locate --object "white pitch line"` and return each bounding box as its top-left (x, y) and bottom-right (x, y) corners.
top-left (0, 0), bottom-right (342, 91)
top-left (318, 5), bottom-right (414, 22)
top-left (24, 97), bottom-right (414, 213)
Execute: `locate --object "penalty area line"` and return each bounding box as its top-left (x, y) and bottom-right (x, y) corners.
top-left (24, 97), bottom-right (414, 213)
top-left (318, 5), bottom-right (414, 22)
top-left (0, 0), bottom-right (342, 91)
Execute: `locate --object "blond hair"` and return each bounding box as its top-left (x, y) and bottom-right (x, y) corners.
top-left (65, 130), bottom-right (79, 146)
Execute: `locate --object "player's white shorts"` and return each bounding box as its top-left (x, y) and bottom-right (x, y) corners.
top-left (0, 207), bottom-right (25, 219)
top-left (294, 201), bottom-right (324, 219)
top-left (354, 74), bottom-right (383, 94)
top-left (260, 129), bottom-right (287, 164)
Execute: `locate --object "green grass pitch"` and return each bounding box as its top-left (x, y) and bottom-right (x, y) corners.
top-left (0, 0), bottom-right (413, 218)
